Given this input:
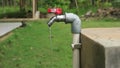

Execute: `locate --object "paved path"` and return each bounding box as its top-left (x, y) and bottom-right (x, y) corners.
top-left (0, 22), bottom-right (22, 37)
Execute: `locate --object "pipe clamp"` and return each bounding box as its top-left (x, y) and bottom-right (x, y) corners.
top-left (71, 43), bottom-right (81, 49)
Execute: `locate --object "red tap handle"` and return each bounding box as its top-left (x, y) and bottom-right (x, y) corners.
top-left (47, 8), bottom-right (62, 15)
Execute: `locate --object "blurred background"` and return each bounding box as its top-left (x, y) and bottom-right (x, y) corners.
top-left (0, 0), bottom-right (119, 18)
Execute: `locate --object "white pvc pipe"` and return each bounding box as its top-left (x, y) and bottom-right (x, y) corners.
top-left (72, 34), bottom-right (80, 68)
top-left (72, 34), bottom-right (79, 44)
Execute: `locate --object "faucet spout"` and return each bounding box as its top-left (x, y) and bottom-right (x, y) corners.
top-left (47, 15), bottom-right (65, 27)
top-left (47, 16), bottom-right (56, 27)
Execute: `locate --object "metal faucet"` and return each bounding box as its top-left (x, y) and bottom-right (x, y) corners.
top-left (48, 15), bottom-right (65, 27)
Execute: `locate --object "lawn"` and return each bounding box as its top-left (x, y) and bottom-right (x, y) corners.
top-left (0, 19), bottom-right (120, 68)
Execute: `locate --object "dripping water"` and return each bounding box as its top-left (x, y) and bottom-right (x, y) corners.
top-left (49, 27), bottom-right (53, 67)
top-left (49, 27), bottom-right (52, 46)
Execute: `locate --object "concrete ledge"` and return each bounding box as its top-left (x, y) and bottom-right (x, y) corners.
top-left (81, 28), bottom-right (120, 68)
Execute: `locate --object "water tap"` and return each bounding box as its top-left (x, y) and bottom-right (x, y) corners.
top-left (47, 13), bottom-right (81, 34)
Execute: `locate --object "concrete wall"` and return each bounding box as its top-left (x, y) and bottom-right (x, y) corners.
top-left (81, 28), bottom-right (120, 68)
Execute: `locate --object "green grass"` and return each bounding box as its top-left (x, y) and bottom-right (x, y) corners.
top-left (0, 19), bottom-right (120, 68)
top-left (82, 18), bottom-right (120, 28)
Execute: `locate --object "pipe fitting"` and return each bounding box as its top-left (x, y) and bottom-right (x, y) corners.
top-left (65, 13), bottom-right (81, 34)
top-left (71, 43), bottom-right (81, 49)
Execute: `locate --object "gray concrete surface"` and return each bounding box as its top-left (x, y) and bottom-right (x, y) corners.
top-left (0, 22), bottom-right (22, 37)
top-left (81, 28), bottom-right (120, 68)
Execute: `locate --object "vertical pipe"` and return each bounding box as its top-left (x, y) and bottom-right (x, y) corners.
top-left (72, 34), bottom-right (80, 68)
top-left (47, 13), bottom-right (81, 68)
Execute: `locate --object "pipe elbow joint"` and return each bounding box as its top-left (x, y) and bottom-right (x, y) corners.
top-left (65, 13), bottom-right (81, 34)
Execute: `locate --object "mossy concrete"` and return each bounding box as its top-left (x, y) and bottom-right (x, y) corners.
top-left (81, 28), bottom-right (120, 68)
